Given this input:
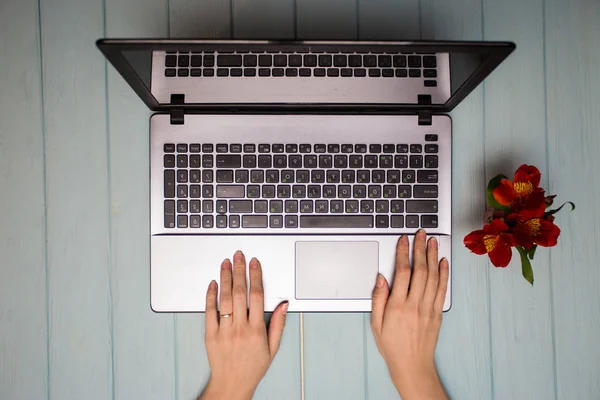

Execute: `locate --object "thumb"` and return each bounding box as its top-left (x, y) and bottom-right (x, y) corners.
top-left (268, 301), bottom-right (289, 358)
top-left (370, 274), bottom-right (389, 336)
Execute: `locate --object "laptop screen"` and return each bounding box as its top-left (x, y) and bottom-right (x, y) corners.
top-left (98, 40), bottom-right (514, 112)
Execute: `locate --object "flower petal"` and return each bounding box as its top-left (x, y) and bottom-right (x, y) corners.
top-left (514, 164), bottom-right (541, 187)
top-left (534, 219), bottom-right (561, 247)
top-left (493, 179), bottom-right (517, 206)
top-left (464, 230), bottom-right (488, 255)
top-left (484, 218), bottom-right (510, 234)
top-left (488, 240), bottom-right (513, 267)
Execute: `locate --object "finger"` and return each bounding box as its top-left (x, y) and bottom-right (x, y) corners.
top-left (268, 301), bottom-right (289, 358)
top-left (370, 274), bottom-right (389, 336)
top-left (219, 259), bottom-right (233, 322)
top-left (205, 280), bottom-right (219, 336)
top-left (248, 257), bottom-right (265, 326)
top-left (422, 237), bottom-right (440, 310)
top-left (232, 250), bottom-right (248, 322)
top-left (388, 235), bottom-right (411, 304)
top-left (433, 258), bottom-right (450, 313)
top-left (407, 229), bottom-right (429, 303)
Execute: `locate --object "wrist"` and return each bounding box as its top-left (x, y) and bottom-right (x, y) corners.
top-left (391, 364), bottom-right (447, 400)
top-left (199, 378), bottom-right (255, 400)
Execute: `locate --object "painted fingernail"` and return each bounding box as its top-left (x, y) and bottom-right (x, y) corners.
top-left (417, 229), bottom-right (426, 238)
top-left (222, 259), bottom-right (231, 269)
top-left (209, 280), bottom-right (217, 290)
top-left (376, 274), bottom-right (385, 288)
top-left (282, 301), bottom-right (289, 315)
top-left (429, 237), bottom-right (438, 249)
top-left (250, 257), bottom-right (259, 269)
top-left (401, 235), bottom-right (409, 244)
top-left (234, 250), bottom-right (244, 261)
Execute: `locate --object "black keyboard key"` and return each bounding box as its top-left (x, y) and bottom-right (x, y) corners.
top-left (178, 55), bottom-right (190, 67)
top-left (335, 185), bottom-right (350, 198)
top-left (285, 215), bottom-right (299, 228)
top-left (177, 155), bottom-right (188, 168)
top-left (274, 54), bottom-right (287, 67)
top-left (313, 68), bottom-right (325, 77)
top-left (376, 200), bottom-right (390, 213)
top-left (417, 170), bottom-right (438, 183)
top-left (202, 170), bottom-right (213, 183)
top-left (262, 185), bottom-right (276, 198)
top-left (353, 185), bottom-right (367, 198)
top-left (216, 155), bottom-right (241, 168)
top-left (396, 144), bottom-right (408, 153)
top-left (285, 200), bottom-right (299, 213)
top-left (191, 55), bottom-right (202, 67)
top-left (216, 185), bottom-right (245, 198)
top-left (273, 145), bottom-right (285, 154)
top-left (376, 215), bottom-right (389, 228)
top-left (360, 200), bottom-right (374, 213)
top-left (164, 200), bottom-right (175, 228)
top-left (368, 185), bottom-right (382, 198)
top-left (304, 54), bottom-right (317, 67)
top-left (393, 55), bottom-right (407, 67)
top-left (409, 69), bottom-right (421, 78)
top-left (341, 68), bottom-right (352, 77)
top-left (333, 55), bottom-right (347, 67)
top-left (364, 55), bottom-right (377, 67)
top-left (424, 69), bottom-right (437, 78)
top-left (300, 200), bottom-right (313, 213)
top-left (289, 155), bottom-right (302, 168)
top-left (319, 54), bottom-right (332, 67)
top-left (250, 170), bottom-right (264, 183)
top-left (228, 200), bottom-right (252, 213)
top-left (299, 144), bottom-right (311, 153)
top-left (424, 80), bottom-right (437, 87)
top-left (425, 144), bottom-right (438, 153)
top-left (266, 170), bottom-right (279, 183)
top-left (247, 185), bottom-right (260, 198)
top-left (243, 155), bottom-right (257, 168)
top-left (217, 68), bottom-right (229, 77)
top-left (391, 200), bottom-right (404, 213)
top-left (397, 185), bottom-right (412, 198)
top-left (327, 68), bottom-right (340, 77)
top-left (304, 155), bottom-right (318, 168)
top-left (423, 55), bottom-right (437, 68)
top-left (383, 185), bottom-right (397, 198)
top-left (356, 170), bottom-right (369, 183)
top-left (342, 170), bottom-right (355, 183)
top-left (369, 69), bottom-right (381, 77)
top-left (372, 170), bottom-right (385, 183)
top-left (202, 185), bottom-right (214, 198)
top-left (406, 215), bottom-right (419, 228)
top-left (189, 144), bottom-right (201, 153)
top-left (165, 55), bottom-right (177, 67)
top-left (273, 155), bottom-right (287, 168)
top-left (323, 185), bottom-right (336, 198)
top-left (425, 155), bottom-right (438, 168)
top-left (286, 68), bottom-right (298, 77)
top-left (334, 155), bottom-right (347, 168)
top-left (231, 67), bottom-right (243, 76)
top-left (299, 68), bottom-right (311, 77)
top-left (190, 170), bottom-right (201, 183)
top-left (281, 170), bottom-right (295, 183)
top-left (288, 54), bottom-right (302, 67)
top-left (341, 144), bottom-right (353, 153)
top-left (365, 155), bottom-right (378, 168)
top-left (190, 68), bottom-right (202, 77)
top-left (242, 215), bottom-right (268, 228)
top-left (407, 200), bottom-right (438, 213)
top-left (378, 55), bottom-right (392, 67)
top-left (202, 215), bottom-right (214, 228)
top-left (258, 155), bottom-right (272, 168)
top-left (285, 144), bottom-right (298, 153)
top-left (382, 144), bottom-right (395, 153)
top-left (272, 68), bottom-right (284, 77)
top-left (177, 143), bottom-right (188, 153)
top-left (165, 68), bottom-right (176, 77)
top-left (229, 215), bottom-right (240, 228)
top-left (349, 155), bottom-right (362, 169)
top-left (387, 170), bottom-right (401, 183)
top-left (164, 170), bottom-right (176, 198)
top-left (190, 215), bottom-right (201, 228)
top-left (164, 143), bottom-right (175, 153)
top-left (319, 155), bottom-right (333, 168)
top-left (258, 144), bottom-right (270, 153)
top-left (202, 200), bottom-right (212, 213)
top-left (244, 54), bottom-right (257, 67)
top-left (410, 144), bottom-right (422, 153)
top-left (349, 55), bottom-right (362, 67)
top-left (402, 170), bottom-right (416, 183)
top-left (218, 55), bottom-right (242, 67)
top-left (296, 170), bottom-right (309, 183)
top-left (253, 200), bottom-right (267, 213)
top-left (410, 155), bottom-right (423, 168)
top-left (177, 170), bottom-right (188, 183)
top-left (292, 185), bottom-right (306, 198)
top-left (203, 68), bottom-right (215, 77)
top-left (216, 215), bottom-right (227, 228)
top-left (354, 68), bottom-right (367, 77)
top-left (270, 215), bottom-right (284, 228)
top-left (177, 215), bottom-right (188, 228)
top-left (277, 185), bottom-right (291, 198)
top-left (259, 55), bottom-right (272, 67)
top-left (244, 68), bottom-right (256, 77)
top-left (202, 144), bottom-right (213, 153)
top-left (425, 134), bottom-right (438, 142)
top-left (395, 69), bottom-right (408, 78)
top-left (258, 68), bottom-right (271, 77)
top-left (164, 154), bottom-right (175, 168)
top-left (190, 185), bottom-right (201, 198)
top-left (408, 55), bottom-right (421, 68)
top-left (370, 144), bottom-right (382, 153)
top-left (235, 170), bottom-right (249, 183)
top-left (380, 155), bottom-right (393, 168)
top-left (216, 144), bottom-right (228, 153)
top-left (326, 170), bottom-right (340, 183)
top-left (177, 197), bottom-right (188, 210)
top-left (421, 215), bottom-right (438, 228)
top-left (190, 155), bottom-right (201, 168)
top-left (216, 200), bottom-right (227, 214)
top-left (311, 170), bottom-right (325, 183)
top-left (203, 55), bottom-right (215, 67)
top-left (328, 200), bottom-right (342, 213)
top-left (414, 185), bottom-right (438, 198)
top-left (391, 215), bottom-right (404, 228)
top-left (355, 144), bottom-right (367, 153)
top-left (307, 185), bottom-right (321, 198)
top-left (243, 143), bottom-right (256, 153)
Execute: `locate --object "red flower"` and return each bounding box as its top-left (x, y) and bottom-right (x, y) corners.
top-left (493, 165), bottom-right (545, 210)
top-left (508, 209), bottom-right (561, 249)
top-left (464, 219), bottom-right (515, 267)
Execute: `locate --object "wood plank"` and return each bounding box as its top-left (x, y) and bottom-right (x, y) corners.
top-left (0, 0), bottom-right (48, 399)
top-left (169, 0), bottom-right (232, 38)
top-left (545, 0), bottom-right (600, 397)
top-left (40, 0), bottom-right (113, 398)
top-left (104, 1), bottom-right (176, 399)
top-left (296, 0), bottom-right (358, 39)
top-left (232, 0), bottom-right (295, 39)
top-left (483, 0), bottom-right (556, 398)
top-left (358, 0), bottom-right (420, 40)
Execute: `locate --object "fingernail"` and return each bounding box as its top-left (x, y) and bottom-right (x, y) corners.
top-left (401, 235), bottom-right (409, 244)
top-left (441, 257), bottom-right (449, 268)
top-left (376, 274), bottom-right (384, 288)
top-left (209, 280), bottom-right (217, 290)
top-left (250, 257), bottom-right (259, 269)
top-left (282, 301), bottom-right (289, 315)
top-left (417, 229), bottom-right (426, 239)
top-left (429, 237), bottom-right (438, 249)
top-left (221, 259), bottom-right (231, 269)
top-left (234, 250), bottom-right (244, 261)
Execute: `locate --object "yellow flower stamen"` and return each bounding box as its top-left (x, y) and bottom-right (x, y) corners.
top-left (483, 234), bottom-right (499, 253)
top-left (523, 218), bottom-right (541, 236)
top-left (514, 181), bottom-right (534, 197)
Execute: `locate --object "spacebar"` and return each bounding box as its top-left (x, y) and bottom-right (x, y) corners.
top-left (300, 215), bottom-right (374, 228)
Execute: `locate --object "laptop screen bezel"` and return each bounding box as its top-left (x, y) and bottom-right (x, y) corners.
top-left (96, 39), bottom-right (515, 113)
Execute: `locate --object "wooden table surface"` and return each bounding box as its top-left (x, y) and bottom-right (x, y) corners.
top-left (1, 0), bottom-right (599, 398)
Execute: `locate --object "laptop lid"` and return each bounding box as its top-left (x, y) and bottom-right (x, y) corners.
top-left (96, 39), bottom-right (514, 113)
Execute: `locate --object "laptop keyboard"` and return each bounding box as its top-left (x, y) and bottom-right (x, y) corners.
top-left (163, 136), bottom-right (440, 230)
top-left (164, 51), bottom-right (438, 87)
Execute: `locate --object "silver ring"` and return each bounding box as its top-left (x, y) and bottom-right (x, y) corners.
top-left (220, 313), bottom-right (233, 318)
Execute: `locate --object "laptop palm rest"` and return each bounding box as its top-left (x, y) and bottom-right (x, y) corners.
top-left (295, 241), bottom-right (378, 300)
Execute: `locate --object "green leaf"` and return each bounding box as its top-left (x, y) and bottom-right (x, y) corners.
top-left (526, 245), bottom-right (538, 260)
top-left (486, 174), bottom-right (511, 212)
top-left (546, 201), bottom-right (576, 216)
top-left (517, 246), bottom-right (534, 285)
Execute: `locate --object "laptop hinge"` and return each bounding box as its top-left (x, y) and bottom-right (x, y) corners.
top-left (418, 111), bottom-right (432, 126)
top-left (170, 94), bottom-right (185, 125)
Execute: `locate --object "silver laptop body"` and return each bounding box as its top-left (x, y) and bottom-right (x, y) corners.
top-left (97, 39), bottom-right (515, 313)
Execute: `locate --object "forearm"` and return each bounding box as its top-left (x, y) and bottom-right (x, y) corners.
top-left (392, 366), bottom-right (449, 400)
top-left (199, 379), bottom-right (254, 400)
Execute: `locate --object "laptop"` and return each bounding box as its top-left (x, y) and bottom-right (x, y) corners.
top-left (97, 39), bottom-right (515, 313)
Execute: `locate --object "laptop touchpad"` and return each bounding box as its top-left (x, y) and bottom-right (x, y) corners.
top-left (295, 241), bottom-right (378, 299)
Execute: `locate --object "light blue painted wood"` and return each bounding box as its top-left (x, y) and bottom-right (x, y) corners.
top-left (0, 0), bottom-right (48, 399)
top-left (104, 0), bottom-right (176, 399)
top-left (358, 0), bottom-right (420, 40)
top-left (169, 0), bottom-right (232, 38)
top-left (232, 0), bottom-right (295, 39)
top-left (39, 0), bottom-right (113, 398)
top-left (296, 0), bottom-right (358, 40)
top-left (483, 0), bottom-right (556, 398)
top-left (545, 0), bottom-right (600, 398)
